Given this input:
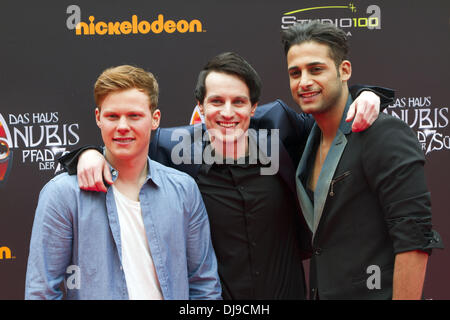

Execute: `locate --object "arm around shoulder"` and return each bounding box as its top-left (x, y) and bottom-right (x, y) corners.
top-left (59, 145), bottom-right (103, 175)
top-left (349, 84), bottom-right (395, 109)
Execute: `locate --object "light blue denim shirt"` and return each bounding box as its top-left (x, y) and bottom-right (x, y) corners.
top-left (25, 157), bottom-right (221, 300)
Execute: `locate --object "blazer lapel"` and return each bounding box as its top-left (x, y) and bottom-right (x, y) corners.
top-left (313, 131), bottom-right (347, 236)
top-left (312, 95), bottom-right (354, 237)
top-left (295, 123), bottom-right (320, 232)
top-left (296, 95), bottom-right (354, 238)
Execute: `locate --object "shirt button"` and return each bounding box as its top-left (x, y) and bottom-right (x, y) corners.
top-left (255, 271), bottom-right (260, 276)
top-left (112, 170), bottom-right (117, 177)
top-left (314, 248), bottom-right (322, 255)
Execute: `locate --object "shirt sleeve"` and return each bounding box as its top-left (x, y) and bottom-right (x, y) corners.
top-left (361, 115), bottom-right (443, 255)
top-left (349, 84), bottom-right (396, 110)
top-left (25, 179), bottom-right (74, 299)
top-left (184, 179), bottom-right (222, 300)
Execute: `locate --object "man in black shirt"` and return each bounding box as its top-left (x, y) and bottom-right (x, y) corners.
top-left (195, 149), bottom-right (307, 298)
top-left (60, 52), bottom-right (393, 299)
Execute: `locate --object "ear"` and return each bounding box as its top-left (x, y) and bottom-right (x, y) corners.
top-left (339, 60), bottom-right (352, 81)
top-left (95, 108), bottom-right (102, 128)
top-left (151, 109), bottom-right (161, 130)
top-left (250, 103), bottom-right (258, 117)
top-left (197, 101), bottom-right (205, 115)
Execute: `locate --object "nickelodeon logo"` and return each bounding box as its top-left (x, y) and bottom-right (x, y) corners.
top-left (0, 246), bottom-right (15, 260)
top-left (75, 14), bottom-right (204, 36)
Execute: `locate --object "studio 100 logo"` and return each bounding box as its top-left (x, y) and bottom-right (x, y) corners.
top-left (281, 3), bottom-right (381, 35)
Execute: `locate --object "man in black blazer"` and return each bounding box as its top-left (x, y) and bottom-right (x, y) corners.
top-left (60, 53), bottom-right (392, 299)
top-left (282, 21), bottom-right (443, 299)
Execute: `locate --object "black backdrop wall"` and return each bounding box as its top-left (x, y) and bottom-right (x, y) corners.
top-left (1, 0), bottom-right (449, 299)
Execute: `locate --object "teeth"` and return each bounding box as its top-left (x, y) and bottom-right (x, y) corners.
top-left (114, 138), bottom-right (133, 142)
top-left (301, 92), bottom-right (319, 98)
top-left (218, 122), bottom-right (237, 128)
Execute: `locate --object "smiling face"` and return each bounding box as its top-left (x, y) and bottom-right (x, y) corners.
top-left (95, 88), bottom-right (160, 165)
top-left (198, 71), bottom-right (257, 145)
top-left (287, 41), bottom-right (351, 115)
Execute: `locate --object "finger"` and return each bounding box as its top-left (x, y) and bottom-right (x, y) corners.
top-left (78, 171), bottom-right (85, 190)
top-left (86, 168), bottom-right (99, 191)
top-left (352, 116), bottom-right (369, 132)
top-left (346, 101), bottom-right (356, 122)
top-left (103, 164), bottom-right (114, 186)
top-left (78, 170), bottom-right (90, 191)
top-left (352, 103), bottom-right (367, 132)
top-left (77, 162), bottom-right (87, 190)
top-left (94, 168), bottom-right (108, 193)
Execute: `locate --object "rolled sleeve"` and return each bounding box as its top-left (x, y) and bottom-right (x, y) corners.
top-left (362, 115), bottom-right (443, 255)
top-left (386, 215), bottom-right (443, 255)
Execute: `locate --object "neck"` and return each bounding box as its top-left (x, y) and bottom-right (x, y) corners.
top-left (211, 134), bottom-right (248, 160)
top-left (314, 88), bottom-right (349, 142)
top-left (105, 151), bottom-right (148, 185)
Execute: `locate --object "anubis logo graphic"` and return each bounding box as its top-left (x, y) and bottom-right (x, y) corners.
top-left (0, 113), bottom-right (13, 187)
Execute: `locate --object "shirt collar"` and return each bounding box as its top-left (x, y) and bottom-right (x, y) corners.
top-left (102, 148), bottom-right (162, 188)
top-left (200, 130), bottom-right (270, 175)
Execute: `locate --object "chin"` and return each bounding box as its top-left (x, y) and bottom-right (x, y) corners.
top-left (297, 104), bottom-right (313, 114)
top-left (298, 103), bottom-right (324, 115)
top-left (109, 146), bottom-right (142, 158)
top-left (211, 131), bottom-right (242, 144)
top-left (110, 153), bottom-right (134, 162)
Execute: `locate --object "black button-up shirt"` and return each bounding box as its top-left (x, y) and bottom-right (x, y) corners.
top-left (196, 159), bottom-right (306, 300)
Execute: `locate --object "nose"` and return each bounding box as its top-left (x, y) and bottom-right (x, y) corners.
top-left (117, 116), bottom-right (130, 133)
top-left (299, 74), bottom-right (313, 90)
top-left (220, 101), bottom-right (234, 119)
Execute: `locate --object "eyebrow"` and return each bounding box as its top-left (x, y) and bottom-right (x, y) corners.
top-left (288, 61), bottom-right (326, 71)
top-left (206, 95), bottom-right (249, 100)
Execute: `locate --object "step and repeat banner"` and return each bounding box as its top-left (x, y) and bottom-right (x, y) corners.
top-left (0, 0), bottom-right (449, 299)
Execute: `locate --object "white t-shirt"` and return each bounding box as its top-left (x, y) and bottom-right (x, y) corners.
top-left (112, 185), bottom-right (163, 300)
